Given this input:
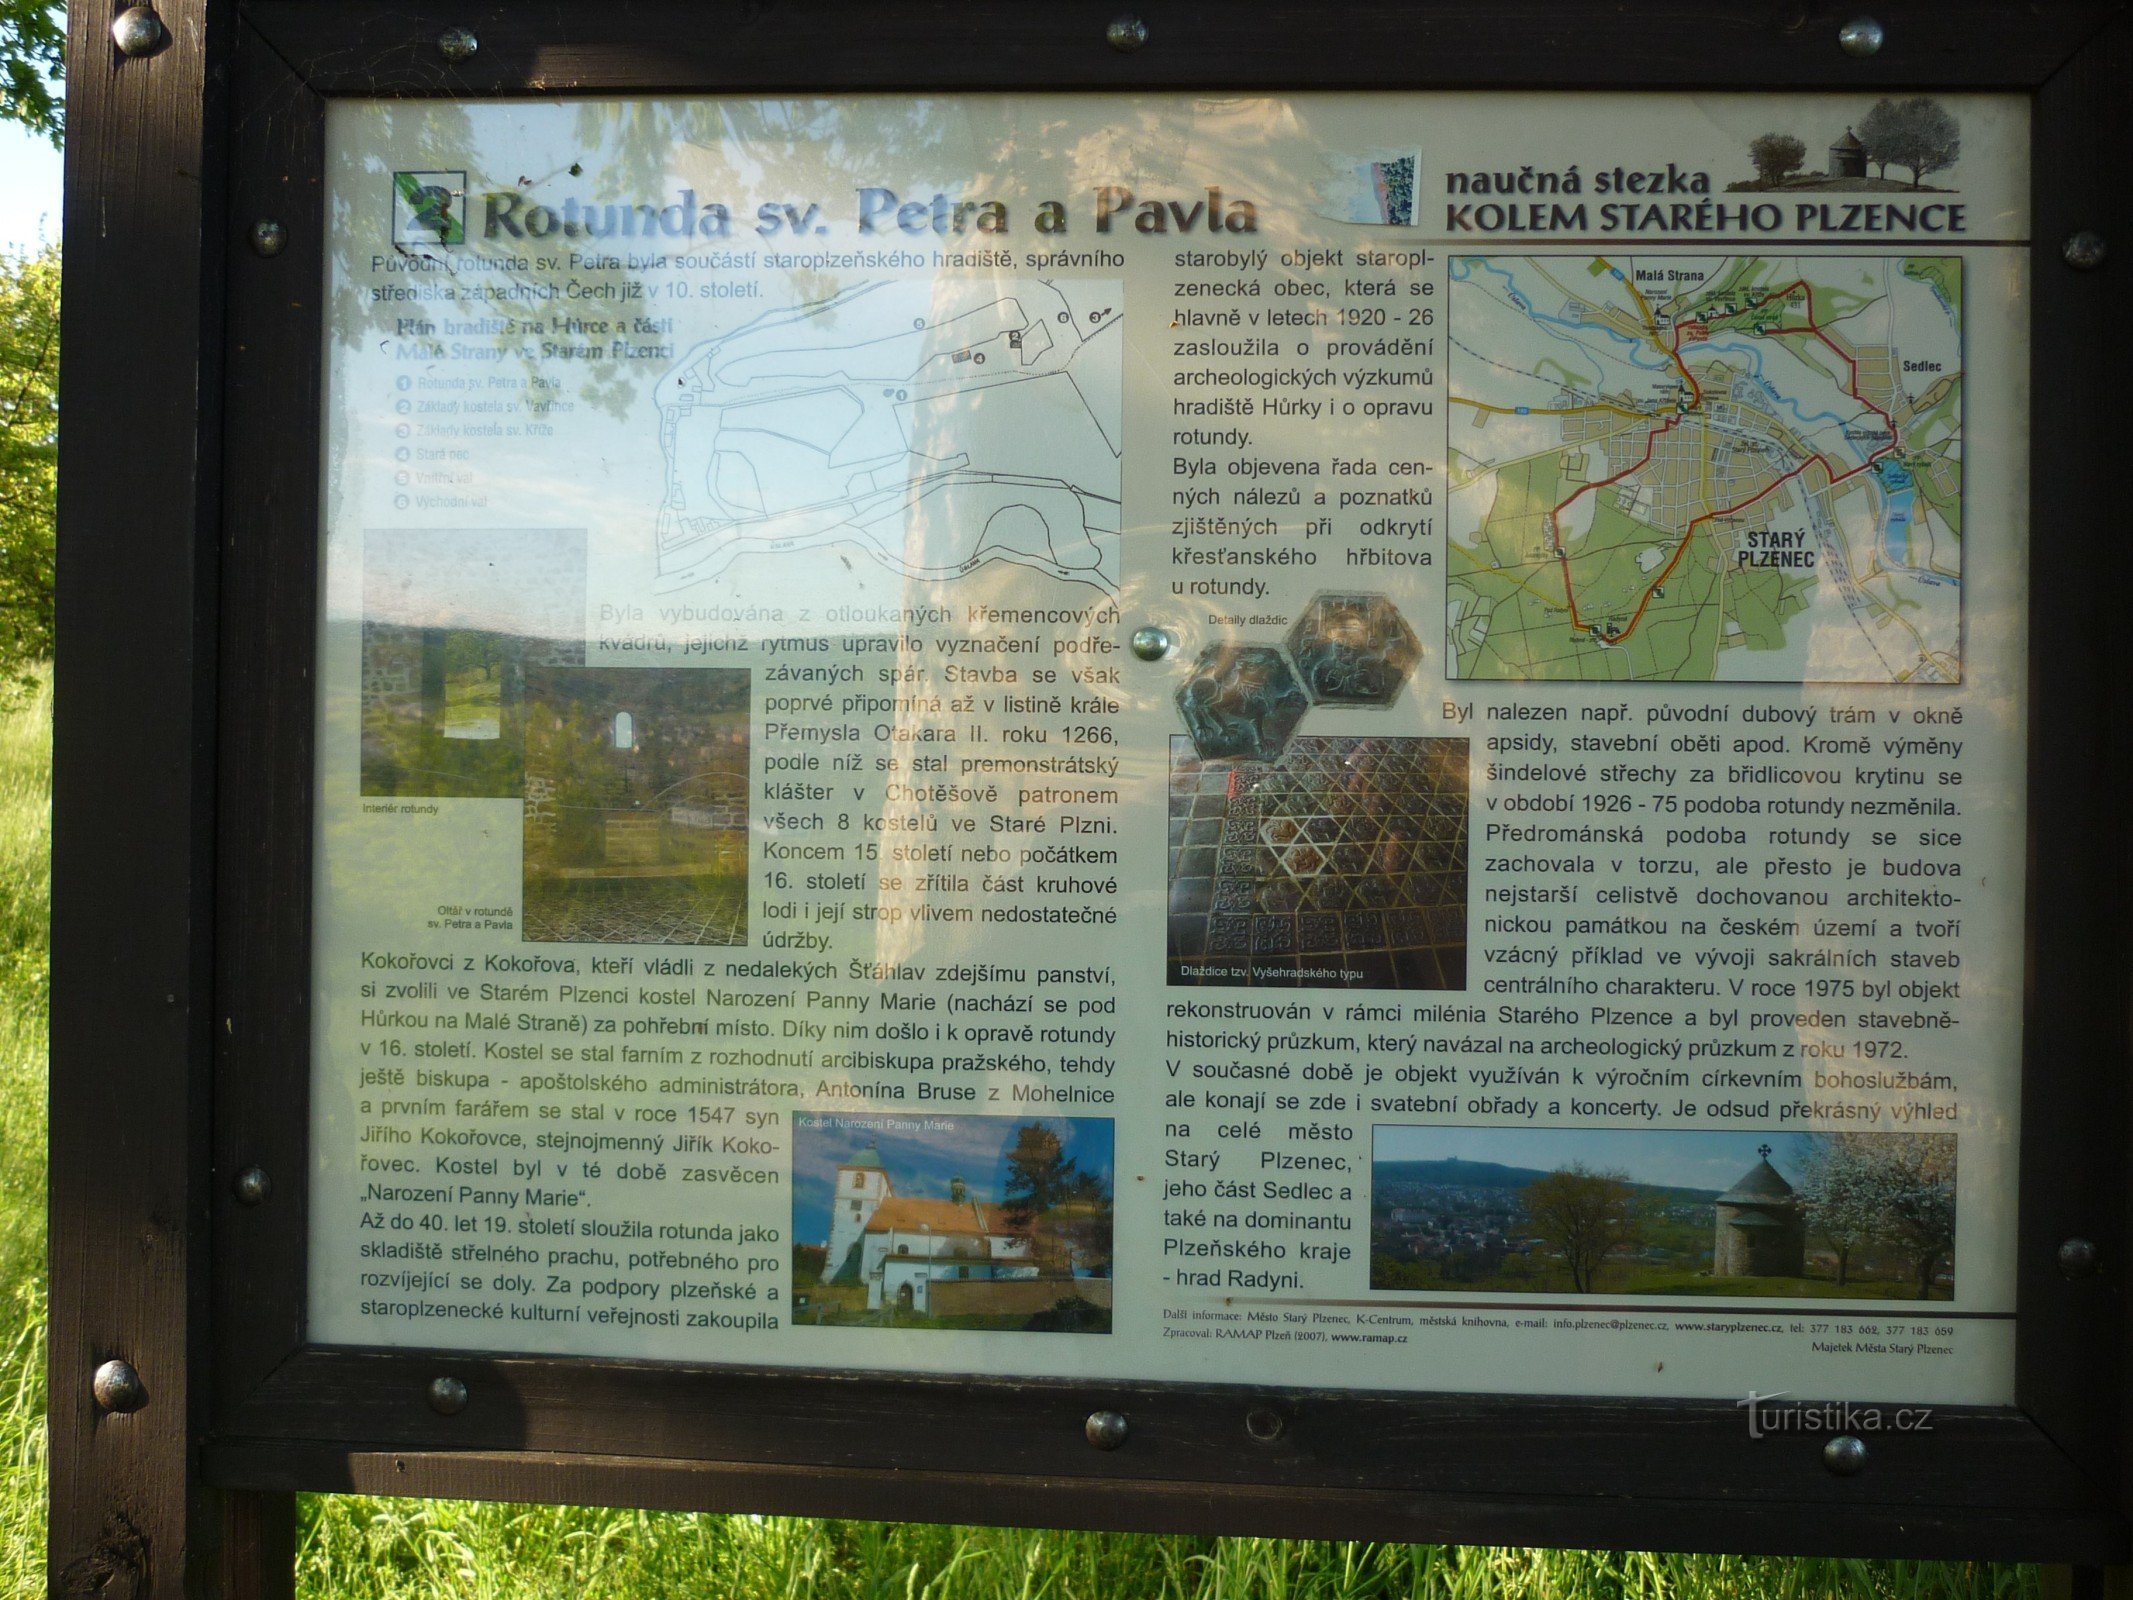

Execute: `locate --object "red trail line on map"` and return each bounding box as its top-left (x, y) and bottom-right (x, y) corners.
top-left (1545, 277), bottom-right (1900, 646)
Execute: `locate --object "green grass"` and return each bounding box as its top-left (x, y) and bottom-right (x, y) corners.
top-left (0, 673), bottom-right (50, 1598)
top-left (284, 1514), bottom-right (2044, 1600)
top-left (0, 674), bottom-right (2044, 1598)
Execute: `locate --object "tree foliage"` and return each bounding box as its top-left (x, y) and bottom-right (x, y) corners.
top-left (1749, 133), bottom-right (1807, 186)
top-left (1797, 1133), bottom-right (1957, 1297)
top-left (1876, 1135), bottom-right (1956, 1298)
top-left (1523, 1163), bottom-right (1644, 1293)
top-left (1001, 1123), bottom-right (1111, 1278)
top-left (443, 629), bottom-right (509, 681)
top-left (1796, 1135), bottom-right (1887, 1286)
top-left (1857, 99), bottom-right (1900, 179)
top-left (1058, 1167), bottom-right (1115, 1279)
top-left (0, 0), bottom-right (62, 141)
top-left (0, 245), bottom-right (56, 701)
top-left (1859, 97), bottom-right (1962, 188)
top-left (1002, 1123), bottom-right (1076, 1225)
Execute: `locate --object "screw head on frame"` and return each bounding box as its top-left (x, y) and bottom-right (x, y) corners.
top-left (111, 7), bottom-right (167, 56)
top-left (1837, 16), bottom-right (1883, 56)
top-left (2063, 232), bottom-right (2108, 271)
top-left (93, 1359), bottom-right (148, 1414)
top-left (1822, 1434), bottom-right (1868, 1476)
top-left (2057, 1237), bottom-right (2100, 1278)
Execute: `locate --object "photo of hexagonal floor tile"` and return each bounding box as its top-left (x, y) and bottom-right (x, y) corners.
top-left (1287, 592), bottom-right (1423, 706)
top-left (1167, 734), bottom-right (1468, 989)
top-left (1176, 643), bottom-right (1311, 763)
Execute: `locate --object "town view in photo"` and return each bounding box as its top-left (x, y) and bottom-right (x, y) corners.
top-left (1370, 1128), bottom-right (1956, 1299)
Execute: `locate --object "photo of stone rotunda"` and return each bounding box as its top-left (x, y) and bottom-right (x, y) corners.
top-left (1369, 1129), bottom-right (1954, 1298)
top-left (1711, 1143), bottom-right (1807, 1278)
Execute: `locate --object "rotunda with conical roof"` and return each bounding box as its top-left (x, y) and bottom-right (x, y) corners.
top-left (1830, 127), bottom-right (1868, 180)
top-left (1712, 1144), bottom-right (1806, 1277)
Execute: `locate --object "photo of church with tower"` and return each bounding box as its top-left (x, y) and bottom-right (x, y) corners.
top-left (824, 1143), bottom-right (1043, 1316)
top-left (792, 1113), bottom-right (1115, 1332)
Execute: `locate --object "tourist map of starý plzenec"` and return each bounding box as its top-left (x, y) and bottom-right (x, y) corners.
top-left (1446, 255), bottom-right (1962, 682)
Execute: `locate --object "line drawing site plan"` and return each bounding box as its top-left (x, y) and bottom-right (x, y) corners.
top-left (1446, 255), bottom-right (1963, 682)
top-left (656, 279), bottom-right (1123, 596)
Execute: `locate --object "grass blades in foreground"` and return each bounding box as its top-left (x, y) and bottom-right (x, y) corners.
top-left (0, 674), bottom-right (50, 1597)
top-left (293, 1506), bottom-right (2042, 1600)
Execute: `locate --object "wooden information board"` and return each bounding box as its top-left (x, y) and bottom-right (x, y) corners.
top-left (50, 4), bottom-right (2133, 1595)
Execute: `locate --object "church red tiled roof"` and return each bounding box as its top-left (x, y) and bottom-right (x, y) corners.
top-left (863, 1197), bottom-right (1030, 1238)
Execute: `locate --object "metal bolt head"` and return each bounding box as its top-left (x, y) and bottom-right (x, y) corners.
top-left (2058, 1237), bottom-right (2100, 1278)
top-left (427, 1375), bottom-right (468, 1415)
top-left (1245, 1406), bottom-right (1285, 1443)
top-left (437, 25), bottom-right (478, 63)
top-left (1106, 14), bottom-right (1148, 51)
top-left (111, 6), bottom-right (167, 57)
top-left (248, 220), bottom-right (287, 259)
top-left (1085, 1409), bottom-right (1128, 1450)
top-left (2063, 231), bottom-right (2108, 271)
top-left (1130, 626), bottom-right (1173, 662)
top-left (233, 1166), bottom-right (272, 1205)
top-left (1822, 1434), bottom-right (1868, 1476)
top-left (93, 1359), bottom-right (148, 1414)
top-left (1837, 16), bottom-right (1883, 56)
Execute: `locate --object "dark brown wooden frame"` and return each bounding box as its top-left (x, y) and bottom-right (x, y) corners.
top-left (51, 3), bottom-right (2133, 1595)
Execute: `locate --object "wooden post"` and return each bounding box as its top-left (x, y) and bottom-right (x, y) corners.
top-left (47, 0), bottom-right (292, 1591)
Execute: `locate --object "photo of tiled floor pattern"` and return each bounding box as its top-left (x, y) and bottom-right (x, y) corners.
top-left (521, 877), bottom-right (748, 945)
top-left (1167, 735), bottom-right (1468, 989)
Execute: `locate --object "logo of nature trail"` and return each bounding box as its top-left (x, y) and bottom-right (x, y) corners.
top-left (392, 171), bottom-right (466, 246)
